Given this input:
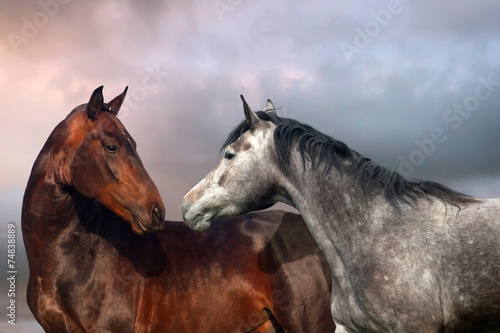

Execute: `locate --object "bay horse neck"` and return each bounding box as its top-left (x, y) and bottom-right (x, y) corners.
top-left (22, 113), bottom-right (90, 275)
top-left (22, 111), bottom-right (101, 239)
top-left (22, 111), bottom-right (86, 225)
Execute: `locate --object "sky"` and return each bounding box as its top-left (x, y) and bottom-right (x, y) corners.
top-left (0, 0), bottom-right (499, 330)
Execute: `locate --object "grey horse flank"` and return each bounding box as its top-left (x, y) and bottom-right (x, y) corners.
top-left (182, 96), bottom-right (500, 332)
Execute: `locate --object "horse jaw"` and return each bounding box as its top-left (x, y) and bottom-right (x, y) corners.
top-left (181, 181), bottom-right (242, 231)
top-left (181, 181), bottom-right (217, 230)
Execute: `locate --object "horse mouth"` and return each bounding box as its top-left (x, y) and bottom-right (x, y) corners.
top-left (133, 215), bottom-right (149, 233)
top-left (187, 214), bottom-right (211, 231)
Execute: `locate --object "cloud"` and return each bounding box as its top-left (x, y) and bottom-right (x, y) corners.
top-left (2, 0), bottom-right (500, 220)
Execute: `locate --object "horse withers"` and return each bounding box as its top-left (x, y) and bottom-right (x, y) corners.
top-left (22, 88), bottom-right (334, 332)
top-left (182, 96), bottom-right (500, 332)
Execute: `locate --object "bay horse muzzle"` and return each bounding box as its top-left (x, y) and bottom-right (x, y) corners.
top-left (134, 204), bottom-right (165, 234)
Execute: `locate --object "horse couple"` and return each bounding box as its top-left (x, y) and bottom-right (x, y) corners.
top-left (23, 86), bottom-right (500, 332)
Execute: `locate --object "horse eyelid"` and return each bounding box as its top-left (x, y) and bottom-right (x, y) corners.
top-left (105, 144), bottom-right (119, 153)
top-left (224, 151), bottom-right (235, 160)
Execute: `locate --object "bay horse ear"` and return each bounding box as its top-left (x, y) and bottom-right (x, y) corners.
top-left (106, 86), bottom-right (128, 115)
top-left (240, 95), bottom-right (260, 130)
top-left (87, 86), bottom-right (104, 120)
top-left (263, 99), bottom-right (277, 115)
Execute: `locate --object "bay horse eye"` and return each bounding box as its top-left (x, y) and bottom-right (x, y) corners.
top-left (105, 145), bottom-right (118, 153)
top-left (224, 151), bottom-right (235, 160)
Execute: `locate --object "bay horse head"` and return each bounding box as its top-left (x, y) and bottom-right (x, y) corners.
top-left (182, 96), bottom-right (282, 231)
top-left (59, 86), bottom-right (165, 234)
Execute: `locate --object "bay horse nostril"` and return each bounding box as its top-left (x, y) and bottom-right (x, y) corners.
top-left (151, 205), bottom-right (164, 226)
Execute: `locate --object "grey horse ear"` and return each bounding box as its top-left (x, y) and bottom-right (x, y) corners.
top-left (241, 95), bottom-right (260, 130)
top-left (106, 86), bottom-right (128, 115)
top-left (263, 99), bottom-right (277, 114)
top-left (87, 86), bottom-right (104, 120)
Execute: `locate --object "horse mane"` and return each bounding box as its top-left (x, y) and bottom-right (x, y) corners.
top-left (222, 111), bottom-right (478, 210)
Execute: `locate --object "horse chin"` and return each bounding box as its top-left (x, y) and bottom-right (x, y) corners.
top-left (187, 214), bottom-right (212, 231)
top-left (131, 214), bottom-right (163, 235)
top-left (128, 215), bottom-right (147, 235)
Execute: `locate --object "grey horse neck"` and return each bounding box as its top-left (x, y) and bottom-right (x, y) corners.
top-left (279, 148), bottom-right (394, 257)
top-left (277, 142), bottom-right (499, 332)
top-left (281, 149), bottom-right (379, 233)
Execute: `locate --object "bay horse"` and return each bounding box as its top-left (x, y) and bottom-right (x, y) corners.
top-left (182, 96), bottom-right (500, 332)
top-left (22, 87), bottom-right (334, 332)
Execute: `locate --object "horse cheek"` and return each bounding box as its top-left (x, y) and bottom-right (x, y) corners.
top-left (70, 153), bottom-right (103, 198)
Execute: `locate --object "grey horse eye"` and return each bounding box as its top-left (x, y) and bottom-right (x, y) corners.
top-left (224, 151), bottom-right (235, 160)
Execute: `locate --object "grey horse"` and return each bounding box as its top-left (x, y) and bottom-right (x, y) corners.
top-left (182, 96), bottom-right (500, 332)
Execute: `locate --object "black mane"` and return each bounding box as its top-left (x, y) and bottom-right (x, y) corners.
top-left (222, 111), bottom-right (477, 210)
